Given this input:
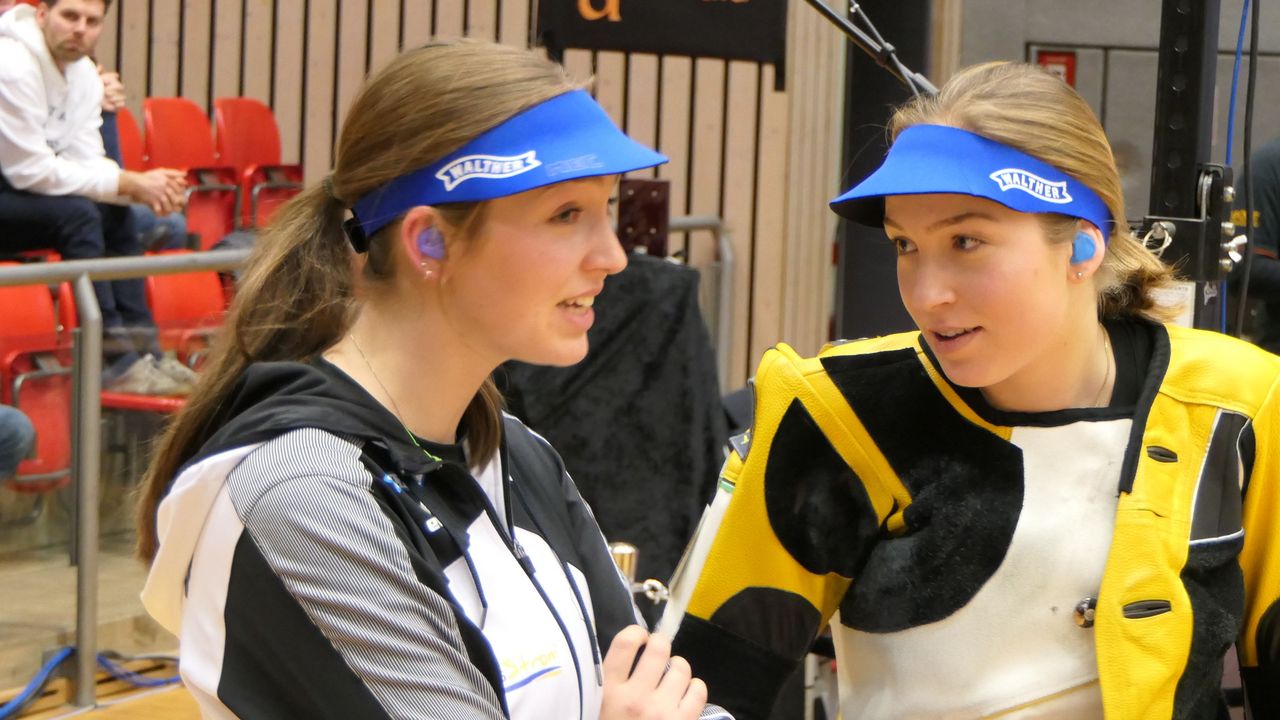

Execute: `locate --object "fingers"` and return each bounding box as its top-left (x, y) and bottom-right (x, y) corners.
top-left (599, 631), bottom-right (708, 720)
top-left (655, 655), bottom-right (707, 720)
top-left (156, 169), bottom-right (186, 187)
top-left (164, 187), bottom-right (184, 215)
top-left (628, 632), bottom-right (673, 688)
top-left (675, 677), bottom-right (708, 718)
top-left (98, 70), bottom-right (125, 111)
top-left (654, 655), bottom-right (691, 701)
top-left (601, 625), bottom-right (648, 684)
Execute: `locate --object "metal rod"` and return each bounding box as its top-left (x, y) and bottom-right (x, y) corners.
top-left (669, 215), bottom-right (735, 392)
top-left (801, 0), bottom-right (937, 95)
top-left (68, 328), bottom-right (81, 568)
top-left (0, 248), bottom-right (250, 287)
top-left (71, 273), bottom-right (101, 708)
top-left (716, 230), bottom-right (735, 394)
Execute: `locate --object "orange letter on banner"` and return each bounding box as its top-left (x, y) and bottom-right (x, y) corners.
top-left (578, 0), bottom-right (622, 21)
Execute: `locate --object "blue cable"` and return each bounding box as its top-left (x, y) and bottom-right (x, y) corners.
top-left (0, 648), bottom-right (178, 719)
top-left (96, 653), bottom-right (181, 688)
top-left (1226, 0), bottom-right (1250, 167)
top-left (1222, 0), bottom-right (1251, 332)
top-left (0, 647), bottom-right (73, 720)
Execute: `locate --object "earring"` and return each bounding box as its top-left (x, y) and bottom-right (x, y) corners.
top-left (1076, 271), bottom-right (1084, 279)
top-left (420, 262), bottom-right (434, 278)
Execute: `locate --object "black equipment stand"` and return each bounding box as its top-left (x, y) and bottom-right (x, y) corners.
top-left (1143, 0), bottom-right (1240, 330)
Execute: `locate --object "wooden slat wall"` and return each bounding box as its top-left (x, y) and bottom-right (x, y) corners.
top-left (96, 0), bottom-right (844, 387)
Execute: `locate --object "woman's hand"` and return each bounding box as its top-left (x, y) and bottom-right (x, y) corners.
top-left (599, 625), bottom-right (708, 720)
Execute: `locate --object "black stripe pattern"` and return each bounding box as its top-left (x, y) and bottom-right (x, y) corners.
top-left (222, 428), bottom-right (505, 719)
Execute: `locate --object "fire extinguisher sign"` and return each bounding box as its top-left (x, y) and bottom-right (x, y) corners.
top-left (1035, 49), bottom-right (1078, 87)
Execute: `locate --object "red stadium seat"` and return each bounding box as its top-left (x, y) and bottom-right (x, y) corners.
top-left (213, 97), bottom-right (302, 228)
top-left (57, 282), bottom-right (190, 417)
top-left (144, 251), bottom-right (227, 366)
top-left (0, 266), bottom-right (72, 493)
top-left (143, 97), bottom-right (239, 250)
top-left (144, 97), bottom-right (217, 171)
top-left (116, 106), bottom-right (146, 172)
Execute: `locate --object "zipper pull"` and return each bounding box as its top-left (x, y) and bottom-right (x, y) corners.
top-left (512, 540), bottom-right (537, 576)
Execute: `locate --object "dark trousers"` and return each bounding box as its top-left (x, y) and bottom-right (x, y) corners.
top-left (0, 173), bottom-right (157, 357)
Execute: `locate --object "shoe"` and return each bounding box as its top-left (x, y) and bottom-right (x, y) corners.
top-left (105, 356), bottom-right (190, 396)
top-left (152, 354), bottom-right (199, 388)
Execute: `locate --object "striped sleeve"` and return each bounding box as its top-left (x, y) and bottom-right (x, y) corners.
top-left (222, 429), bottom-right (505, 719)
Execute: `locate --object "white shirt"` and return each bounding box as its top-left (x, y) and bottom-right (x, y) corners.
top-left (0, 5), bottom-right (122, 201)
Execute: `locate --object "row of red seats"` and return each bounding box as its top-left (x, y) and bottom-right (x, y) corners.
top-left (0, 252), bottom-right (227, 493)
top-left (7, 0), bottom-right (301, 241)
top-left (122, 97), bottom-right (303, 249)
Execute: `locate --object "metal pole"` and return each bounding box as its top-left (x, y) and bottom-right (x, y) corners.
top-left (68, 327), bottom-right (80, 567)
top-left (669, 215), bottom-right (736, 391)
top-left (1145, 0), bottom-right (1225, 329)
top-left (72, 273), bottom-right (102, 708)
top-left (715, 228), bottom-right (734, 394)
top-left (0, 248), bottom-right (249, 287)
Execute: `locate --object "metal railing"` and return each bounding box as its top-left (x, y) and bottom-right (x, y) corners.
top-left (0, 249), bottom-right (249, 707)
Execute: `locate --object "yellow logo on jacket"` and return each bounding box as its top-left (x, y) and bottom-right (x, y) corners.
top-left (502, 650), bottom-right (564, 692)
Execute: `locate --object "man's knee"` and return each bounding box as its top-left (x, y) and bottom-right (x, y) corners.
top-left (53, 197), bottom-right (107, 259)
top-left (100, 203), bottom-right (143, 256)
top-left (0, 406), bottom-right (35, 478)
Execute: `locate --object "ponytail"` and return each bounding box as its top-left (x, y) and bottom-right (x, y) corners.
top-left (135, 184), bottom-right (354, 560)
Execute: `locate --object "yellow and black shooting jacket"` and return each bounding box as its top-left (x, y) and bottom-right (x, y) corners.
top-left (667, 323), bottom-right (1280, 719)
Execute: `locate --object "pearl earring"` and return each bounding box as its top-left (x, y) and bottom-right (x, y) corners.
top-left (1075, 271), bottom-right (1084, 279)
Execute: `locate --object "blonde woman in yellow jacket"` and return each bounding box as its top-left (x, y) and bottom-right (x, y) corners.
top-left (660, 62), bottom-right (1280, 720)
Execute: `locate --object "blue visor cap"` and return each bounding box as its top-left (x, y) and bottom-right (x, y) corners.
top-left (350, 89), bottom-right (667, 238)
top-left (830, 124), bottom-right (1113, 235)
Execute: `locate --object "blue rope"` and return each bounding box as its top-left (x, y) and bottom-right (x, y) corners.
top-left (1226, 0), bottom-right (1251, 166)
top-left (0, 647), bottom-right (182, 720)
top-left (0, 647), bottom-right (74, 720)
top-left (96, 654), bottom-right (181, 688)
top-left (1223, 0), bottom-right (1251, 332)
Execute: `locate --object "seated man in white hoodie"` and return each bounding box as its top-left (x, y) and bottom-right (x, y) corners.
top-left (0, 0), bottom-right (196, 395)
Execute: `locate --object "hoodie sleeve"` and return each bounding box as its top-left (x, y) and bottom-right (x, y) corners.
top-left (0, 44), bottom-right (120, 200)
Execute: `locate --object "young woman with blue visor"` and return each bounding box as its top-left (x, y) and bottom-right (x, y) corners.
top-left (136, 40), bottom-right (728, 720)
top-left (661, 61), bottom-right (1280, 719)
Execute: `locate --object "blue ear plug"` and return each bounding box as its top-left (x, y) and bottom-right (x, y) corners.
top-left (1070, 231), bottom-right (1096, 264)
top-left (418, 228), bottom-right (445, 259)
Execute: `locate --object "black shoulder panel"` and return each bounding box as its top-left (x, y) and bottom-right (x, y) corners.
top-left (820, 351), bottom-right (1025, 632)
top-left (763, 399), bottom-right (880, 578)
top-left (219, 534), bottom-right (394, 719)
